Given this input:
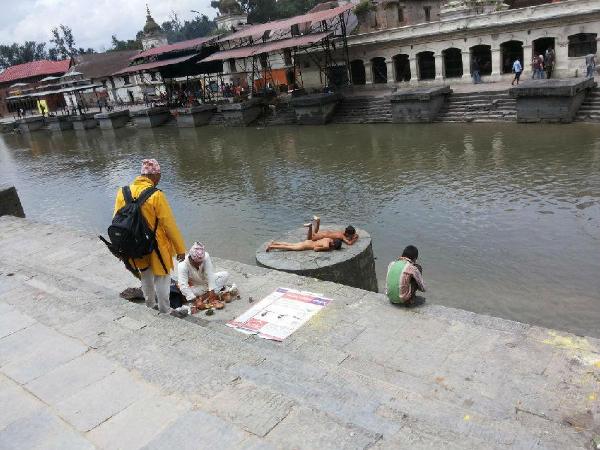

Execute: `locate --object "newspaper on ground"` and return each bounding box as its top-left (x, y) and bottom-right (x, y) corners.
top-left (226, 287), bottom-right (332, 341)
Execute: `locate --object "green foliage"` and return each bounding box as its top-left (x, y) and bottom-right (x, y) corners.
top-left (160, 12), bottom-right (218, 43)
top-left (212, 0), bottom-right (323, 24)
top-left (109, 35), bottom-right (142, 51)
top-left (353, 0), bottom-right (374, 16)
top-left (50, 25), bottom-right (79, 59)
top-left (0, 41), bottom-right (49, 69)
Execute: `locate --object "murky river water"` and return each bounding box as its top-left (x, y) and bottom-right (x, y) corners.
top-left (1, 123), bottom-right (599, 337)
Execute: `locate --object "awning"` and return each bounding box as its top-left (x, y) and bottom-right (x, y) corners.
top-left (201, 32), bottom-right (332, 63)
top-left (5, 95), bottom-right (30, 100)
top-left (217, 3), bottom-right (353, 43)
top-left (113, 55), bottom-right (196, 75)
top-left (131, 36), bottom-right (218, 61)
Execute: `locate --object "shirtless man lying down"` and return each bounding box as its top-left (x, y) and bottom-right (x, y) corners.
top-left (305, 216), bottom-right (358, 245)
top-left (266, 237), bottom-right (343, 252)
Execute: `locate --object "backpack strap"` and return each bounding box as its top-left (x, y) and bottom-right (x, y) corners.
top-left (122, 186), bottom-right (133, 204)
top-left (136, 186), bottom-right (158, 205)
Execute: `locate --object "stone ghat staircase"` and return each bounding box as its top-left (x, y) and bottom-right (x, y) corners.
top-left (262, 100), bottom-right (296, 126)
top-left (331, 96), bottom-right (393, 124)
top-left (436, 91), bottom-right (516, 122)
top-left (576, 87), bottom-right (600, 122)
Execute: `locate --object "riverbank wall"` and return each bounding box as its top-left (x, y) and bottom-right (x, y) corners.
top-left (1, 215), bottom-right (599, 448)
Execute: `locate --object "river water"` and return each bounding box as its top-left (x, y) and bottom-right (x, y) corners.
top-left (1, 123), bottom-right (599, 337)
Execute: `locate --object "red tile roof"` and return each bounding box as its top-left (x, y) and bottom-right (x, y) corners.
top-left (132, 36), bottom-right (216, 61)
top-left (0, 59), bottom-right (71, 85)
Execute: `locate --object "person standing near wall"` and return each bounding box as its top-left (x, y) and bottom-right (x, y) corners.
top-left (472, 58), bottom-right (481, 84)
top-left (586, 53), bottom-right (597, 78)
top-left (545, 48), bottom-right (555, 79)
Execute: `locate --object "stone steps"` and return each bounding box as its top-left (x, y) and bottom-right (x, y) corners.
top-left (576, 88), bottom-right (600, 122)
top-left (436, 90), bottom-right (516, 123)
top-left (331, 97), bottom-right (393, 124)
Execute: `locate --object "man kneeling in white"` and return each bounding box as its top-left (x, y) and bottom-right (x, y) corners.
top-left (177, 242), bottom-right (230, 309)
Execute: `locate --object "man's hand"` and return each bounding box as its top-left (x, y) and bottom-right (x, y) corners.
top-left (176, 253), bottom-right (185, 262)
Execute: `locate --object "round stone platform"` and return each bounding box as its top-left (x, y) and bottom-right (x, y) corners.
top-left (256, 225), bottom-right (378, 292)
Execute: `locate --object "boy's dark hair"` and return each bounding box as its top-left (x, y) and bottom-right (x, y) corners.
top-left (344, 225), bottom-right (356, 237)
top-left (332, 239), bottom-right (343, 250)
top-left (401, 245), bottom-right (419, 261)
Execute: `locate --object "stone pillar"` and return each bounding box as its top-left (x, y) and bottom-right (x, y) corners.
top-left (364, 61), bottom-right (373, 84)
top-left (522, 44), bottom-right (533, 79)
top-left (386, 59), bottom-right (395, 83)
top-left (409, 57), bottom-right (418, 83)
top-left (434, 53), bottom-right (444, 81)
top-left (554, 39), bottom-right (570, 78)
top-left (461, 50), bottom-right (471, 81)
top-left (491, 46), bottom-right (502, 80)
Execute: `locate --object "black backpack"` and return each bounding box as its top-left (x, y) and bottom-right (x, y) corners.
top-left (108, 186), bottom-right (159, 261)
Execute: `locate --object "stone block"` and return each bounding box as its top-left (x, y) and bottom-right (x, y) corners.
top-left (205, 380), bottom-right (296, 437)
top-left (0, 374), bottom-right (45, 430)
top-left (0, 306), bottom-right (36, 338)
top-left (290, 93), bottom-right (340, 125)
top-left (131, 106), bottom-right (172, 128)
top-left (391, 86), bottom-right (451, 123)
top-left (0, 186), bottom-right (25, 218)
top-left (46, 115), bottom-right (73, 132)
top-left (218, 99), bottom-right (263, 126)
top-left (25, 351), bottom-right (118, 405)
top-left (0, 408), bottom-right (95, 450)
top-left (69, 113), bottom-right (98, 130)
top-left (265, 406), bottom-right (380, 450)
top-left (95, 110), bottom-right (130, 129)
top-left (0, 323), bottom-right (88, 383)
top-left (176, 105), bottom-right (216, 127)
top-left (509, 78), bottom-right (597, 123)
top-left (16, 116), bottom-right (45, 133)
top-left (256, 226), bottom-right (378, 292)
top-left (54, 368), bottom-right (155, 431)
top-left (87, 394), bottom-right (191, 449)
top-left (143, 409), bottom-right (251, 450)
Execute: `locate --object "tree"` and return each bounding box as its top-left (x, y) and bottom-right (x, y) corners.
top-left (0, 41), bottom-right (49, 69)
top-left (50, 25), bottom-right (78, 59)
top-left (109, 35), bottom-right (142, 51)
top-left (160, 12), bottom-right (217, 43)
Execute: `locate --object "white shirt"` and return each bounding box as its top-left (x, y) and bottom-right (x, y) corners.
top-left (177, 252), bottom-right (217, 301)
top-left (513, 60), bottom-right (522, 73)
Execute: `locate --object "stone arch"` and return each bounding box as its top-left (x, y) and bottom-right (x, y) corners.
top-left (533, 37), bottom-right (555, 59)
top-left (500, 40), bottom-right (524, 74)
top-left (393, 54), bottom-right (411, 82)
top-left (568, 33), bottom-right (597, 57)
top-left (417, 51), bottom-right (435, 80)
top-left (350, 60), bottom-right (366, 85)
top-left (442, 48), bottom-right (463, 78)
top-left (371, 57), bottom-right (388, 84)
top-left (470, 44), bottom-right (492, 76)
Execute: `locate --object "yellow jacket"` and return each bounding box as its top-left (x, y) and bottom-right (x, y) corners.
top-left (113, 176), bottom-right (186, 276)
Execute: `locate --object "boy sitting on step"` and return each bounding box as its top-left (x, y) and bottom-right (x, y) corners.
top-left (386, 245), bottom-right (426, 306)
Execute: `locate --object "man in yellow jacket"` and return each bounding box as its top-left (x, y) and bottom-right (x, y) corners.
top-left (113, 158), bottom-right (187, 316)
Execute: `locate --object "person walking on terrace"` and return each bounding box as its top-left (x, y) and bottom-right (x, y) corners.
top-left (511, 58), bottom-right (523, 86)
top-left (112, 159), bottom-right (187, 317)
top-left (472, 57), bottom-right (481, 84)
top-left (386, 245), bottom-right (426, 306)
top-left (544, 48), bottom-right (555, 79)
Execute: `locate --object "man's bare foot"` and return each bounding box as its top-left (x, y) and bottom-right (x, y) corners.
top-left (266, 241), bottom-right (274, 252)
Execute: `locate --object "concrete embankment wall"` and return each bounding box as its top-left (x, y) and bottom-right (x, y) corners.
top-left (0, 215), bottom-right (599, 448)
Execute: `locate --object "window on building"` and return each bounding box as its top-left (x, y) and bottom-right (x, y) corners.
top-left (291, 24), bottom-right (300, 36)
top-left (284, 49), bottom-right (293, 66)
top-left (150, 72), bottom-right (157, 81)
top-left (424, 6), bottom-right (431, 22)
top-left (123, 75), bottom-right (130, 85)
top-left (228, 58), bottom-right (237, 73)
top-left (259, 53), bottom-right (269, 70)
top-left (568, 33), bottom-right (597, 57)
top-left (398, 6), bottom-right (405, 24)
top-left (102, 80), bottom-right (107, 88)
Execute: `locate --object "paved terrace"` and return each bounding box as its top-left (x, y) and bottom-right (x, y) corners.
top-left (0, 216), bottom-right (599, 449)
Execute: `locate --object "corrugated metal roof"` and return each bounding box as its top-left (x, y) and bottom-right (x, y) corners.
top-left (0, 59), bottom-right (71, 84)
top-left (132, 36), bottom-right (217, 60)
top-left (201, 32), bottom-right (332, 62)
top-left (217, 3), bottom-right (353, 43)
top-left (113, 54), bottom-right (195, 75)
